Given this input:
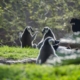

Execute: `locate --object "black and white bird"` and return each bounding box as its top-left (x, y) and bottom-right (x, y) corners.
top-left (36, 37), bottom-right (59, 64)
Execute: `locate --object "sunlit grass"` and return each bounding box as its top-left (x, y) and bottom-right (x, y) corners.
top-left (0, 46), bottom-right (80, 80)
top-left (0, 64), bottom-right (80, 80)
top-left (0, 46), bottom-right (39, 59)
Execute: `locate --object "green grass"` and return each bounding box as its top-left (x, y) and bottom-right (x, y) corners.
top-left (0, 64), bottom-right (80, 80)
top-left (0, 46), bottom-right (38, 59)
top-left (0, 46), bottom-right (80, 80)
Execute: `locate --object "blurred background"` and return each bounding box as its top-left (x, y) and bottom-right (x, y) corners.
top-left (0, 0), bottom-right (80, 46)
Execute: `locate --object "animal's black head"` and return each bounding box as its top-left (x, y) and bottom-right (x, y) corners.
top-left (42, 26), bottom-right (56, 40)
top-left (42, 27), bottom-right (50, 35)
top-left (70, 18), bottom-right (80, 24)
top-left (27, 26), bottom-right (34, 32)
top-left (70, 18), bottom-right (76, 23)
top-left (23, 26), bottom-right (33, 34)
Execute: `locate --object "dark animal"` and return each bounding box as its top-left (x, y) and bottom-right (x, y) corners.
top-left (42, 27), bottom-right (56, 40)
top-left (70, 18), bottom-right (80, 33)
top-left (20, 26), bottom-right (38, 48)
top-left (37, 27), bottom-right (57, 49)
top-left (53, 40), bottom-right (60, 50)
top-left (36, 37), bottom-right (59, 64)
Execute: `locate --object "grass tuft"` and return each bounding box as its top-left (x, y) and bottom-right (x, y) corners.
top-left (0, 46), bottom-right (38, 59)
top-left (0, 46), bottom-right (80, 80)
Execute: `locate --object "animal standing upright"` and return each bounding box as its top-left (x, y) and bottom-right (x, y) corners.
top-left (20, 26), bottom-right (38, 48)
top-left (36, 37), bottom-right (59, 64)
top-left (37, 26), bottom-right (57, 49)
